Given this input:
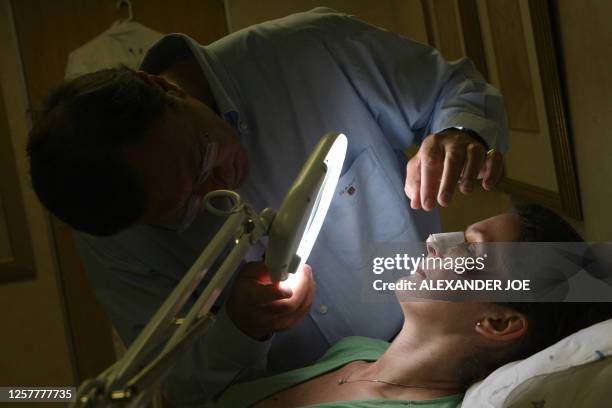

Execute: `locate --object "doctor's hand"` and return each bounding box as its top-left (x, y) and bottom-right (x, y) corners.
top-left (226, 262), bottom-right (315, 340)
top-left (404, 129), bottom-right (503, 211)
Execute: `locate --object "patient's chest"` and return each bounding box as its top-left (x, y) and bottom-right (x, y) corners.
top-left (253, 361), bottom-right (378, 407)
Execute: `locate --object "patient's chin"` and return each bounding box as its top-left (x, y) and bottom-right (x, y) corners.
top-left (393, 269), bottom-right (455, 303)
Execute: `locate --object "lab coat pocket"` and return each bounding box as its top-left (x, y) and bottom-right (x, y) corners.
top-left (317, 146), bottom-right (410, 271)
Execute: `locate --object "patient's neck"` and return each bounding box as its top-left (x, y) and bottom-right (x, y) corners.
top-left (365, 319), bottom-right (467, 397)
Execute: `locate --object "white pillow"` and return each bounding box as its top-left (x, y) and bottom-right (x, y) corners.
top-left (462, 318), bottom-right (612, 407)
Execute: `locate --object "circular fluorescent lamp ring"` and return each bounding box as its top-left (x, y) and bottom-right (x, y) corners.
top-left (266, 133), bottom-right (348, 282)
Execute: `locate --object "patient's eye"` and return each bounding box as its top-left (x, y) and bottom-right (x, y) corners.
top-left (466, 242), bottom-right (476, 256)
top-left (467, 242), bottom-right (487, 257)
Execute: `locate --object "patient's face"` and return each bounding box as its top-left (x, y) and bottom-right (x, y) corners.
top-left (401, 212), bottom-right (524, 332)
top-left (464, 212), bottom-right (523, 243)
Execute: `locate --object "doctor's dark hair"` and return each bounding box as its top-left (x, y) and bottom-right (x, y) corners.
top-left (27, 67), bottom-right (175, 236)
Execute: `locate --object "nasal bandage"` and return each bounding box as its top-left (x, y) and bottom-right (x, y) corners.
top-left (426, 231), bottom-right (465, 245)
top-left (426, 232), bottom-right (465, 256)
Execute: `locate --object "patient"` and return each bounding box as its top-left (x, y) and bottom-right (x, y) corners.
top-left (215, 204), bottom-right (612, 407)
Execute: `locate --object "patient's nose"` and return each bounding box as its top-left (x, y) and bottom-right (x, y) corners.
top-left (425, 232), bottom-right (466, 258)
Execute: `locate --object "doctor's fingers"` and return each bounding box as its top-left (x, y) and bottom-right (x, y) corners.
top-left (404, 156), bottom-right (422, 210)
top-left (437, 144), bottom-right (467, 207)
top-left (419, 136), bottom-right (445, 211)
top-left (458, 143), bottom-right (486, 194)
top-left (261, 269), bottom-right (315, 316)
top-left (234, 280), bottom-right (292, 306)
top-left (260, 284), bottom-right (315, 331)
top-left (480, 150), bottom-right (504, 190)
top-left (238, 261), bottom-right (274, 282)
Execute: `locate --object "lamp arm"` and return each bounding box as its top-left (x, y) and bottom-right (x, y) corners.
top-left (124, 230), bottom-right (259, 406)
top-left (124, 314), bottom-right (217, 407)
top-left (73, 131), bottom-right (347, 407)
top-left (109, 207), bottom-right (248, 386)
top-left (73, 192), bottom-right (275, 408)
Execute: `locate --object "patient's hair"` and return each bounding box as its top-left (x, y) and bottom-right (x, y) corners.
top-left (27, 67), bottom-right (175, 236)
top-left (511, 203), bottom-right (584, 242)
top-left (463, 204), bottom-right (612, 386)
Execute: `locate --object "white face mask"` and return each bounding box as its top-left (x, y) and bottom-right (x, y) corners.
top-left (426, 232), bottom-right (466, 257)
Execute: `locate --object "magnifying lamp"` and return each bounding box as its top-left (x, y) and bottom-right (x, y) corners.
top-left (267, 133), bottom-right (347, 282)
top-left (73, 132), bottom-right (347, 407)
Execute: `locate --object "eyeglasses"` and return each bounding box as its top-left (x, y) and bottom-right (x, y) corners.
top-left (151, 133), bottom-right (218, 233)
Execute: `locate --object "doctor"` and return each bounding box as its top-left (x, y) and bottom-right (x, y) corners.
top-left (27, 8), bottom-right (507, 406)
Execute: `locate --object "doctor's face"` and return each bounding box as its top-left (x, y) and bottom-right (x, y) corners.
top-left (124, 93), bottom-right (250, 228)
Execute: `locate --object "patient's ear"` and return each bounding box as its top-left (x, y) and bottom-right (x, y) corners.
top-left (475, 309), bottom-right (528, 342)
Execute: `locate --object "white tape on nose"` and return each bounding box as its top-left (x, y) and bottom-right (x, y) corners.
top-left (426, 231), bottom-right (465, 245)
top-left (426, 232), bottom-right (466, 256)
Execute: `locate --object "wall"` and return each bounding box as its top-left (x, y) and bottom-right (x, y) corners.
top-left (226, 0), bottom-right (429, 44)
top-left (555, 0), bottom-right (612, 240)
top-left (448, 0), bottom-right (612, 240)
top-left (409, 0), bottom-right (612, 238)
top-left (0, 0), bottom-right (75, 388)
top-left (427, 0), bottom-right (612, 237)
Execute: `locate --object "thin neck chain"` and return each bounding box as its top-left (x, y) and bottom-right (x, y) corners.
top-left (337, 362), bottom-right (460, 392)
